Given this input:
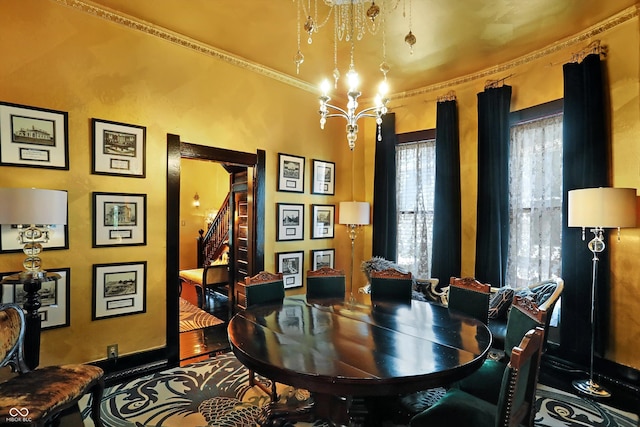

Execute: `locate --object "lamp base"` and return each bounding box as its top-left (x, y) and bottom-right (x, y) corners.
top-left (572, 379), bottom-right (611, 398)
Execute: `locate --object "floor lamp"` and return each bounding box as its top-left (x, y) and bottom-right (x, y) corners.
top-left (339, 201), bottom-right (370, 304)
top-left (567, 187), bottom-right (637, 398)
top-left (0, 187), bottom-right (68, 369)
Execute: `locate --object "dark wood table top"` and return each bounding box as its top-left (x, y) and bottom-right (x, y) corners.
top-left (228, 296), bottom-right (492, 397)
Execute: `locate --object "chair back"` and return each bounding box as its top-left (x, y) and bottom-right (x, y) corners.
top-left (370, 268), bottom-right (413, 304)
top-left (504, 295), bottom-right (547, 359)
top-left (448, 277), bottom-right (491, 324)
top-left (0, 303), bottom-right (29, 373)
top-left (244, 271), bottom-right (285, 307)
top-left (496, 327), bottom-right (545, 427)
top-left (306, 267), bottom-right (346, 299)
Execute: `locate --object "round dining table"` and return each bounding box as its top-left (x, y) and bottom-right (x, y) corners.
top-left (228, 295), bottom-right (492, 425)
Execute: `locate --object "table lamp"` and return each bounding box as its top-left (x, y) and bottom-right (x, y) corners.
top-left (339, 201), bottom-right (370, 304)
top-left (0, 187), bottom-right (67, 369)
top-left (567, 187), bottom-right (637, 398)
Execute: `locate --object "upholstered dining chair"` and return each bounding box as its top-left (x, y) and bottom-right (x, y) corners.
top-left (488, 277), bottom-right (564, 351)
top-left (452, 295), bottom-right (547, 405)
top-left (0, 303), bottom-right (105, 427)
top-left (306, 267), bottom-right (346, 300)
top-left (244, 271), bottom-right (285, 402)
top-left (370, 268), bottom-right (413, 305)
top-left (409, 327), bottom-right (545, 427)
top-left (448, 276), bottom-right (491, 324)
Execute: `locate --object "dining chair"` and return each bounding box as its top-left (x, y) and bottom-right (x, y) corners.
top-left (0, 303), bottom-right (106, 427)
top-left (448, 276), bottom-right (491, 324)
top-left (452, 295), bottom-right (547, 405)
top-left (370, 267), bottom-right (413, 304)
top-left (488, 277), bottom-right (564, 351)
top-left (244, 271), bottom-right (285, 402)
top-left (306, 266), bottom-right (346, 300)
top-left (409, 327), bottom-right (545, 427)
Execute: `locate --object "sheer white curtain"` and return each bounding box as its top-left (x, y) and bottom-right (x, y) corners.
top-left (396, 140), bottom-right (436, 278)
top-left (507, 113), bottom-right (563, 288)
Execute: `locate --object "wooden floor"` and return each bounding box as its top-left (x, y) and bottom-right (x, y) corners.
top-left (179, 291), bottom-right (232, 365)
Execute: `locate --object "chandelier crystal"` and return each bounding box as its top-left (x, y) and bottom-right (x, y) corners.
top-left (295, 0), bottom-right (413, 150)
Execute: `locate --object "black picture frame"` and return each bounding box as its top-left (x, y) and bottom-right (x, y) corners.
top-left (278, 153), bottom-right (305, 193)
top-left (276, 203), bottom-right (304, 241)
top-left (92, 192), bottom-right (147, 247)
top-left (92, 118), bottom-right (146, 178)
top-left (311, 159), bottom-right (335, 195)
top-left (92, 261), bottom-right (147, 320)
top-left (1, 267), bottom-right (71, 330)
top-left (0, 101), bottom-right (69, 170)
top-left (276, 250), bottom-right (304, 289)
top-left (311, 204), bottom-right (335, 239)
top-left (311, 249), bottom-right (335, 270)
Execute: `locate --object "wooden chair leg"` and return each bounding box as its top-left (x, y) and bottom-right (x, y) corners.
top-left (90, 378), bottom-right (105, 427)
top-left (249, 369), bottom-right (278, 402)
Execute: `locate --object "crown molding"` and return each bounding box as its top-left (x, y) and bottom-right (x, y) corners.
top-left (53, 1), bottom-right (638, 101)
top-left (391, 5), bottom-right (639, 101)
top-left (53, 0), bottom-right (318, 94)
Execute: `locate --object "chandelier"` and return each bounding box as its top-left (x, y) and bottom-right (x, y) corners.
top-left (294, 0), bottom-right (415, 150)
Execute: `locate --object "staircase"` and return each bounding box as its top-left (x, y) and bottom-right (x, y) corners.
top-left (197, 192), bottom-right (230, 267)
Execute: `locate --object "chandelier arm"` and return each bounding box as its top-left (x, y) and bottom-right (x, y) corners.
top-left (322, 103), bottom-right (350, 117)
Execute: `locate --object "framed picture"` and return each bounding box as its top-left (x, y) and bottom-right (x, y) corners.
top-left (0, 101), bottom-right (69, 170)
top-left (311, 249), bottom-right (335, 270)
top-left (311, 204), bottom-right (335, 239)
top-left (276, 203), bottom-right (304, 241)
top-left (311, 159), bottom-right (335, 195)
top-left (278, 153), bottom-right (305, 193)
top-left (276, 251), bottom-right (304, 289)
top-left (1, 267), bottom-right (71, 330)
top-left (0, 224), bottom-right (68, 253)
top-left (93, 192), bottom-right (147, 247)
top-left (92, 118), bottom-right (146, 177)
top-left (92, 261), bottom-right (147, 320)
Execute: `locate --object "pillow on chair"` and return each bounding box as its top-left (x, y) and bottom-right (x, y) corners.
top-left (488, 287), bottom-right (514, 320)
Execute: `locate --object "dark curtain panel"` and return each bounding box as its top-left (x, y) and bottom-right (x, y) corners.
top-left (475, 86), bottom-right (512, 288)
top-left (561, 53), bottom-right (610, 364)
top-left (431, 99), bottom-right (461, 280)
top-left (372, 113), bottom-right (398, 261)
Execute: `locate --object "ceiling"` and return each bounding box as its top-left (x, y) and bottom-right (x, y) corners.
top-left (88, 0), bottom-right (637, 96)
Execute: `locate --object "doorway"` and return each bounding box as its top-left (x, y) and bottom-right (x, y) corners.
top-left (166, 134), bottom-right (265, 366)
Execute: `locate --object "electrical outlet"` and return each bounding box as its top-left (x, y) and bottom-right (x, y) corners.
top-left (107, 344), bottom-right (118, 360)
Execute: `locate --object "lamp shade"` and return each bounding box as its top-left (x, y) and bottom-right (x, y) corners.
top-left (339, 201), bottom-right (370, 225)
top-left (0, 188), bottom-right (67, 225)
top-left (568, 187), bottom-right (636, 228)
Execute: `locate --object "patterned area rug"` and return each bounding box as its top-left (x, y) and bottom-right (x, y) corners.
top-left (179, 298), bottom-right (223, 333)
top-left (80, 352), bottom-right (638, 427)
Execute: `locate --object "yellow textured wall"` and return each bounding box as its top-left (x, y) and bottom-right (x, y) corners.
top-left (364, 15), bottom-right (640, 369)
top-left (0, 0), bottom-right (351, 365)
top-left (179, 159), bottom-right (229, 270)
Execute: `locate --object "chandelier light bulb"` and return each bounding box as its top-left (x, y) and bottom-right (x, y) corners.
top-left (378, 80), bottom-right (389, 96)
top-left (320, 79), bottom-right (331, 96)
top-left (347, 68), bottom-right (359, 91)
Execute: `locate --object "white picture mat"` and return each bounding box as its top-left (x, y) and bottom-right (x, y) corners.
top-left (93, 262), bottom-right (146, 319)
top-left (92, 119), bottom-right (145, 176)
top-left (0, 224), bottom-right (66, 252)
top-left (1, 268), bottom-right (69, 329)
top-left (0, 103), bottom-right (67, 168)
top-left (93, 192), bottom-right (146, 246)
top-left (277, 251), bottom-right (304, 289)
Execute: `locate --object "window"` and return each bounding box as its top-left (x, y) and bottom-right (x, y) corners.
top-left (395, 131), bottom-right (436, 278)
top-left (507, 102), bottom-right (563, 289)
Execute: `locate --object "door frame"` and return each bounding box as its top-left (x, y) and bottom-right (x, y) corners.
top-left (166, 134), bottom-right (265, 365)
